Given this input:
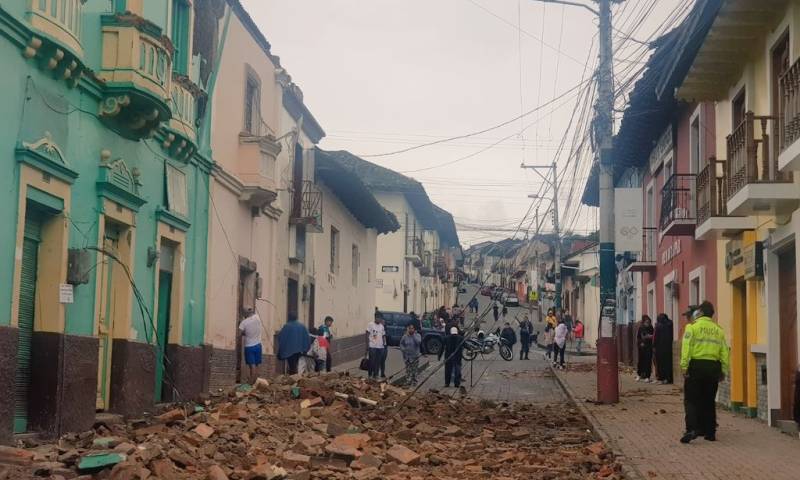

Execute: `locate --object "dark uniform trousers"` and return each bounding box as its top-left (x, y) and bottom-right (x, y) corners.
top-left (684, 359), bottom-right (722, 435)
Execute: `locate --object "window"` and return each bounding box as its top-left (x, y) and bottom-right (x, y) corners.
top-left (165, 164), bottom-right (188, 216)
top-left (295, 226), bottom-right (306, 262)
top-left (663, 156), bottom-right (674, 187)
top-left (689, 266), bottom-right (705, 305)
top-left (690, 113), bottom-right (702, 174)
top-left (330, 226), bottom-right (340, 274)
top-left (171, 0), bottom-right (190, 75)
top-left (244, 72), bottom-right (261, 134)
top-left (352, 245), bottom-right (359, 287)
top-left (645, 184), bottom-right (655, 228)
top-left (647, 282), bottom-right (656, 318)
top-left (733, 88), bottom-right (746, 128)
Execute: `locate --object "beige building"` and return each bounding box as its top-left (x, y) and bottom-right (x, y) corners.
top-left (325, 151), bottom-right (461, 315)
top-left (203, 2), bottom-right (397, 387)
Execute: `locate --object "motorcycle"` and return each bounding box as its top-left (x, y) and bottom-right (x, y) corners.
top-left (462, 330), bottom-right (513, 361)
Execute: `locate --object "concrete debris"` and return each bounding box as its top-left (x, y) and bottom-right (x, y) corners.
top-left (1, 372), bottom-right (622, 479)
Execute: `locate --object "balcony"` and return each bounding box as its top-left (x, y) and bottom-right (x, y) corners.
top-left (726, 112), bottom-right (797, 216)
top-left (626, 227), bottom-right (657, 273)
top-left (236, 132), bottom-right (281, 210)
top-left (779, 57), bottom-right (800, 172)
top-left (23, 0), bottom-right (86, 87)
top-left (405, 238), bottom-right (423, 266)
top-left (98, 14), bottom-right (173, 139)
top-left (660, 173), bottom-right (696, 236)
top-left (695, 158), bottom-right (756, 240)
top-left (290, 180), bottom-right (323, 233)
top-left (160, 75), bottom-right (203, 160)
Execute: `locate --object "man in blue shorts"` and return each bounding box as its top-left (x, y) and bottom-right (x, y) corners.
top-left (239, 308), bottom-right (263, 385)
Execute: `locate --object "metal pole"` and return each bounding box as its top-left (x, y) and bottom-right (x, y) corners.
top-left (552, 162), bottom-right (562, 315)
top-left (596, 0), bottom-right (619, 404)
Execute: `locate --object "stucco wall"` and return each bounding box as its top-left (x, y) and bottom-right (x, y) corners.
top-left (311, 183), bottom-right (378, 338)
top-left (374, 192), bottom-right (417, 313)
top-left (205, 7), bottom-right (319, 356)
top-left (641, 102), bottom-right (718, 338)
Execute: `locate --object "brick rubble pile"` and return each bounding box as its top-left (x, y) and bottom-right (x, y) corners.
top-left (1, 373), bottom-right (622, 480)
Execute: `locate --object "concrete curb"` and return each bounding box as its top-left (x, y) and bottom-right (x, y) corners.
top-left (550, 367), bottom-right (646, 480)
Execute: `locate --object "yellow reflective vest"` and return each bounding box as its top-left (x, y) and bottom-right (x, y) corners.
top-left (680, 316), bottom-right (730, 374)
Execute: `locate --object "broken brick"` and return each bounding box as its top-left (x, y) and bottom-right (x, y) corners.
top-left (387, 444), bottom-right (420, 465)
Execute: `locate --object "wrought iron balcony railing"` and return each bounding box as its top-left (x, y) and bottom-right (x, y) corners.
top-left (660, 173), bottom-right (696, 231)
top-left (290, 180), bottom-right (322, 233)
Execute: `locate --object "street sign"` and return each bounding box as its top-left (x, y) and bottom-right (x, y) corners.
top-left (59, 283), bottom-right (74, 304)
top-left (381, 266), bottom-right (399, 273)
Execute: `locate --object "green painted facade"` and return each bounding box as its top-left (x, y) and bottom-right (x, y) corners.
top-left (0, 2), bottom-right (210, 348)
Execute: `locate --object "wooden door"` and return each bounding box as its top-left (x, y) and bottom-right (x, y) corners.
top-left (96, 226), bottom-right (120, 410)
top-left (779, 248), bottom-right (797, 419)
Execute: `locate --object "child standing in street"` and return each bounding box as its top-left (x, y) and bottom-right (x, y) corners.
top-left (399, 324), bottom-right (422, 386)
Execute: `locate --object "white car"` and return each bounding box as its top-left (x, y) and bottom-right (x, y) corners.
top-left (502, 293), bottom-right (520, 307)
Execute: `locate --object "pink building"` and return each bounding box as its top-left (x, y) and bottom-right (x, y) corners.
top-left (625, 101), bottom-right (719, 370)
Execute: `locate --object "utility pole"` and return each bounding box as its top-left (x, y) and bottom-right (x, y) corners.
top-left (527, 0), bottom-right (618, 403)
top-left (596, 0), bottom-right (619, 405)
top-left (522, 162), bottom-right (560, 316)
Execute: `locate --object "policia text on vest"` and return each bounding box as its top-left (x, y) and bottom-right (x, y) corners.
top-left (679, 302), bottom-right (730, 444)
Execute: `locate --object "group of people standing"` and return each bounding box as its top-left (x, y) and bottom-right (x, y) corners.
top-left (541, 308), bottom-right (584, 369)
top-left (237, 308), bottom-right (337, 385)
top-left (634, 301), bottom-right (730, 444)
top-left (635, 313), bottom-right (674, 384)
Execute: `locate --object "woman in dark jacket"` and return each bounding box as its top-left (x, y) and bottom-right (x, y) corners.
top-left (636, 315), bottom-right (655, 383)
top-left (654, 313), bottom-right (674, 384)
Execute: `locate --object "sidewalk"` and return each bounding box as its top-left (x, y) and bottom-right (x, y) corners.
top-left (553, 355), bottom-right (800, 480)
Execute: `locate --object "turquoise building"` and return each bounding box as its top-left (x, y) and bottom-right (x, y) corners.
top-left (0, 0), bottom-right (214, 441)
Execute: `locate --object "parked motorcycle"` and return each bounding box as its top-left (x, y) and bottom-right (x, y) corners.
top-left (462, 331), bottom-right (513, 361)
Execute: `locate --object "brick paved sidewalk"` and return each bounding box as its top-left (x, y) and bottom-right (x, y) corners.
top-left (553, 358), bottom-right (800, 480)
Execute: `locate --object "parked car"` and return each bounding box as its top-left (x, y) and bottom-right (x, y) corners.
top-left (502, 293), bottom-right (520, 307)
top-left (480, 286), bottom-right (493, 297)
top-left (380, 311), bottom-right (444, 355)
top-left (458, 286), bottom-right (468, 293)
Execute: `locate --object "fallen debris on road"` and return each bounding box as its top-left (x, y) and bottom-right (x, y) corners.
top-left (2, 372), bottom-right (622, 479)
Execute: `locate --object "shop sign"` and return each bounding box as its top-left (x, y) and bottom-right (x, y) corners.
top-left (726, 240), bottom-right (763, 281)
top-left (661, 239), bottom-right (682, 265)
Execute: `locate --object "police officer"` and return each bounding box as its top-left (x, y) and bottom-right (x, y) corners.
top-left (680, 301), bottom-right (730, 443)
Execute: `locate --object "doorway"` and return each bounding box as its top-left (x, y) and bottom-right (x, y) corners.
top-left (154, 242), bottom-right (175, 402)
top-left (14, 208), bottom-right (44, 433)
top-left (732, 280), bottom-right (748, 404)
top-left (308, 283), bottom-right (316, 331)
top-left (778, 248), bottom-right (797, 419)
top-left (96, 221), bottom-right (123, 410)
top-left (287, 278), bottom-right (299, 321)
top-left (236, 260), bottom-right (257, 384)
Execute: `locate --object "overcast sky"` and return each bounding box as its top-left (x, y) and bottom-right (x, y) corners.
top-left (242, 0), bottom-right (690, 246)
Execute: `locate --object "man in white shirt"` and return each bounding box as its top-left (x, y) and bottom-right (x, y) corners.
top-left (366, 316), bottom-right (386, 380)
top-left (239, 308), bottom-right (262, 385)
